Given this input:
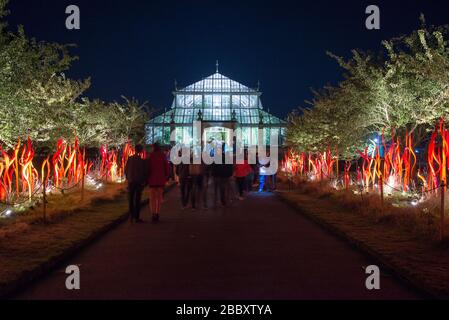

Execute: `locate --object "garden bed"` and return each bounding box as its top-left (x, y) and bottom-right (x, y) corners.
top-left (278, 181), bottom-right (449, 299)
top-left (0, 183), bottom-right (132, 298)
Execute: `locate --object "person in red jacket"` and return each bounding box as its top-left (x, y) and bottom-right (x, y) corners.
top-left (147, 143), bottom-right (169, 222)
top-left (234, 158), bottom-right (253, 200)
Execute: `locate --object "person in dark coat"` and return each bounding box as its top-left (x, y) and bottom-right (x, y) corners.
top-left (124, 144), bottom-right (147, 223)
top-left (212, 144), bottom-right (234, 207)
top-left (175, 160), bottom-right (191, 209)
top-left (189, 160), bottom-right (204, 210)
top-left (202, 163), bottom-right (212, 209)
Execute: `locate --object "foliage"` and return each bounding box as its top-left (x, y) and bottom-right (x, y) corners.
top-left (0, 0), bottom-right (150, 150)
top-left (287, 17), bottom-right (449, 159)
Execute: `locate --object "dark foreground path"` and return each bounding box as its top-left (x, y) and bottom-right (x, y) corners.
top-left (16, 186), bottom-right (420, 300)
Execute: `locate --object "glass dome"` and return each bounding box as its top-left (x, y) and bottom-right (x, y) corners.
top-left (146, 70), bottom-right (286, 146)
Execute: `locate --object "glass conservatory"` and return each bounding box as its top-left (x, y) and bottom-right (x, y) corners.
top-left (146, 66), bottom-right (286, 147)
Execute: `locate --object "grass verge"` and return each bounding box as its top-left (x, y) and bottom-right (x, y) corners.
top-left (278, 185), bottom-right (449, 299)
top-left (0, 183), bottom-right (174, 298)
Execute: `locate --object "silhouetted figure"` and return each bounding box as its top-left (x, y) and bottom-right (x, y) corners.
top-left (234, 158), bottom-right (252, 200)
top-left (189, 161), bottom-right (204, 210)
top-left (124, 144), bottom-right (147, 223)
top-left (203, 163), bottom-right (212, 209)
top-left (212, 145), bottom-right (234, 207)
top-left (259, 158), bottom-right (273, 192)
top-left (176, 160), bottom-right (191, 209)
top-left (147, 143), bottom-right (169, 223)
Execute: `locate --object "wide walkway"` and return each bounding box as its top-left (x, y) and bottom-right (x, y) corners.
top-left (16, 184), bottom-right (420, 299)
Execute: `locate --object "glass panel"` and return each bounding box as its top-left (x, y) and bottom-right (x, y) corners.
top-left (212, 108), bottom-right (222, 121)
top-left (242, 127), bottom-right (250, 146)
top-left (250, 109), bottom-right (259, 117)
top-left (250, 127), bottom-right (259, 146)
top-left (163, 127), bottom-right (171, 145)
top-left (172, 109), bottom-right (181, 123)
top-left (233, 109), bottom-right (241, 122)
top-left (175, 127), bottom-right (183, 144)
top-left (213, 94), bottom-right (222, 107)
top-left (146, 126), bottom-right (154, 144)
top-left (194, 108), bottom-right (203, 120)
top-left (222, 95), bottom-right (230, 108)
top-left (205, 79), bottom-right (213, 91)
top-left (263, 128), bottom-right (270, 145)
top-left (241, 95), bottom-right (249, 107)
top-left (185, 95), bottom-right (194, 108)
top-left (184, 109), bottom-right (193, 123)
top-left (223, 79), bottom-right (231, 91)
top-left (213, 79), bottom-right (220, 91)
top-left (232, 95), bottom-right (240, 108)
top-left (194, 95), bottom-right (202, 107)
top-left (183, 127), bottom-right (192, 145)
top-left (176, 95), bottom-right (185, 108)
top-left (250, 95), bottom-right (258, 108)
top-left (203, 109), bottom-right (212, 120)
top-left (252, 116), bottom-right (259, 124)
top-left (153, 126), bottom-right (163, 143)
top-left (222, 108), bottom-right (231, 120)
top-left (204, 95), bottom-right (212, 108)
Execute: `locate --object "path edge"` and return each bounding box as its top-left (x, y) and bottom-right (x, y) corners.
top-left (2, 183), bottom-right (175, 299)
top-left (276, 191), bottom-right (444, 300)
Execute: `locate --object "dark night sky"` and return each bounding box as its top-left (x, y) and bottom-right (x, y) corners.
top-left (4, 0), bottom-right (449, 119)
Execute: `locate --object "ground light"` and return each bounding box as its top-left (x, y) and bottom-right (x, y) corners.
top-left (1, 208), bottom-right (13, 217)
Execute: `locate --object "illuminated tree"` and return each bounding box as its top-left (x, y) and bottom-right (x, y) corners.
top-left (0, 0), bottom-right (150, 149)
top-left (287, 17), bottom-right (449, 158)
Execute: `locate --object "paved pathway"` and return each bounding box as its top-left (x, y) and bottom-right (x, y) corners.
top-left (16, 185), bottom-right (421, 299)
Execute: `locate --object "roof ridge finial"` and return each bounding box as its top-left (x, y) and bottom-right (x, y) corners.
top-left (216, 60), bottom-right (219, 73)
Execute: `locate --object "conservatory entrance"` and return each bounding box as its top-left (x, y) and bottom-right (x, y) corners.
top-left (203, 126), bottom-right (233, 147)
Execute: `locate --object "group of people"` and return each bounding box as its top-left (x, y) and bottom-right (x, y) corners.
top-left (174, 152), bottom-right (275, 210)
top-left (124, 143), bottom-right (277, 223)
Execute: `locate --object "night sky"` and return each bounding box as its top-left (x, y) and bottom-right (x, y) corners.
top-left (5, 0), bottom-right (449, 119)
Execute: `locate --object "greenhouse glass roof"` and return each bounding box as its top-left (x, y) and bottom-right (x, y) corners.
top-left (178, 72), bottom-right (258, 94)
top-left (148, 71), bottom-right (286, 126)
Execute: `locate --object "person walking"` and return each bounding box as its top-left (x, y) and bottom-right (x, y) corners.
top-left (124, 144), bottom-right (147, 223)
top-left (247, 162), bottom-right (257, 192)
top-left (258, 160), bottom-right (273, 192)
top-left (202, 162), bottom-right (212, 209)
top-left (189, 160), bottom-right (204, 210)
top-left (147, 143), bottom-right (169, 223)
top-left (234, 158), bottom-right (252, 200)
top-left (175, 159), bottom-right (191, 210)
top-left (212, 145), bottom-right (234, 207)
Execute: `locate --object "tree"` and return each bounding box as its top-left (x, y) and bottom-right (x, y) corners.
top-left (0, 0), bottom-right (151, 150)
top-left (287, 18), bottom-right (449, 158)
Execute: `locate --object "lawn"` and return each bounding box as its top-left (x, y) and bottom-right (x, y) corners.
top-left (278, 183), bottom-right (449, 298)
top-left (0, 183), bottom-right (136, 297)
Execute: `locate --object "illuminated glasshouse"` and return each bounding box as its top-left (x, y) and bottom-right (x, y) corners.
top-left (146, 64), bottom-right (286, 147)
